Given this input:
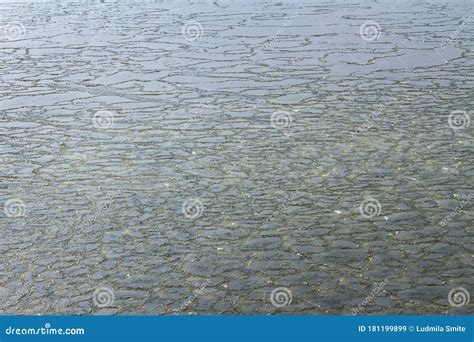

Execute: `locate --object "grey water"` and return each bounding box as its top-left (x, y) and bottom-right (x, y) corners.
top-left (0, 0), bottom-right (473, 315)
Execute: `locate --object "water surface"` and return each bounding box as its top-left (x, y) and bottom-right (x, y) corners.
top-left (0, 0), bottom-right (473, 315)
